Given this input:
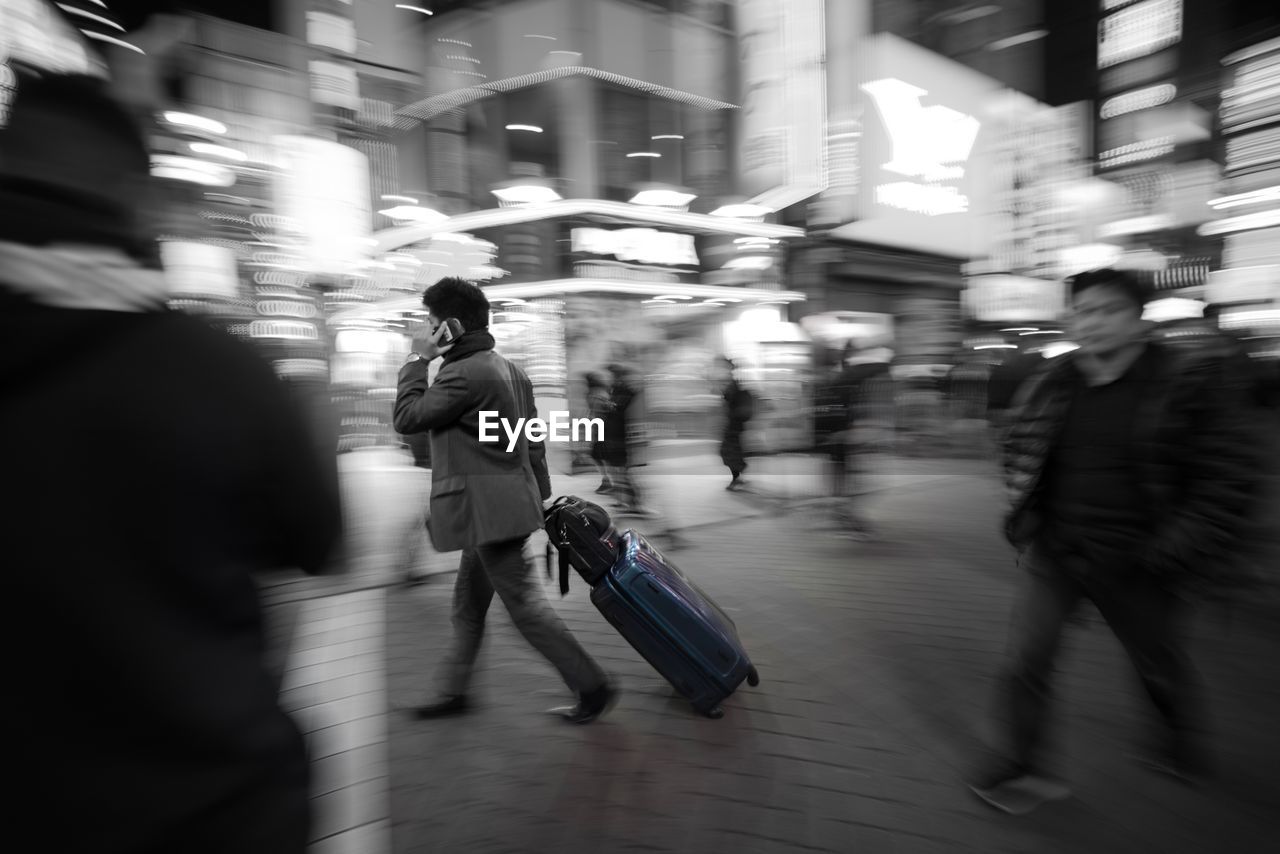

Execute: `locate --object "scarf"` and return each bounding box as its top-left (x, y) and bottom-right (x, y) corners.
top-left (0, 241), bottom-right (167, 312)
top-left (441, 329), bottom-right (497, 365)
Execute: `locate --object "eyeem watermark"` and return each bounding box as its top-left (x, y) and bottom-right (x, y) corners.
top-left (479, 411), bottom-right (604, 452)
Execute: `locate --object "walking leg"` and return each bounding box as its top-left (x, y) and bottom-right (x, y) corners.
top-left (437, 549), bottom-right (495, 697)
top-left (477, 537), bottom-right (607, 695)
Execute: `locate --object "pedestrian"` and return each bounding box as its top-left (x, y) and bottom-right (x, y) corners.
top-left (585, 370), bottom-right (614, 494)
top-left (601, 362), bottom-right (650, 516)
top-left (393, 277), bottom-right (617, 724)
top-left (395, 430), bottom-right (435, 585)
top-left (969, 268), bottom-right (1260, 815)
top-left (2, 63), bottom-right (342, 853)
top-left (719, 356), bottom-right (755, 490)
top-left (813, 345), bottom-right (879, 533)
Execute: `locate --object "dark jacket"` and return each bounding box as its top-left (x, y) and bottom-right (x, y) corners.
top-left (393, 331), bottom-right (551, 551)
top-left (1003, 342), bottom-right (1260, 590)
top-left (2, 292), bottom-right (341, 853)
top-left (602, 377), bottom-right (640, 467)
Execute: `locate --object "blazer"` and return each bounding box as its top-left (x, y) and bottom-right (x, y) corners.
top-left (393, 340), bottom-right (551, 551)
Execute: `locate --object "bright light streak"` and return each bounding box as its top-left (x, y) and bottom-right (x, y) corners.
top-left (1208, 185), bottom-right (1280, 209)
top-left (652, 134), bottom-right (685, 140)
top-left (630, 189), bottom-right (697, 207)
top-left (395, 5), bottom-right (433, 15)
top-left (82, 32), bottom-right (144, 54)
top-left (712, 204), bottom-right (773, 218)
top-left (55, 3), bottom-right (124, 31)
top-left (1198, 208), bottom-right (1280, 236)
top-left (505, 124), bottom-right (543, 133)
top-left (190, 142), bottom-right (248, 162)
top-left (626, 152), bottom-right (661, 158)
top-left (378, 206), bottom-right (449, 224)
top-left (987, 30), bottom-right (1048, 52)
top-left (163, 112), bottom-right (227, 135)
top-left (380, 194), bottom-right (419, 205)
top-left (492, 185), bottom-right (562, 204)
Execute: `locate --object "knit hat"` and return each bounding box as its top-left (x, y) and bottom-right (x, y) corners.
top-left (0, 64), bottom-right (155, 261)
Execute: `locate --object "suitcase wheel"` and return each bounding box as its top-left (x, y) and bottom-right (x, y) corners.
top-left (702, 705), bottom-right (725, 719)
top-left (746, 667), bottom-right (760, 688)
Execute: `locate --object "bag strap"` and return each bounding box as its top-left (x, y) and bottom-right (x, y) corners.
top-left (559, 547), bottom-right (570, 597)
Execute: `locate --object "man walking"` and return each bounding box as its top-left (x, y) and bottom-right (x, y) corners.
top-left (970, 268), bottom-right (1259, 814)
top-left (393, 277), bottom-right (616, 723)
top-left (719, 357), bottom-right (754, 491)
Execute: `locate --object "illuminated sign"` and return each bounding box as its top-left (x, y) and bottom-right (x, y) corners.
top-left (160, 241), bottom-right (240, 301)
top-left (860, 78), bottom-right (980, 215)
top-left (273, 136), bottom-right (372, 275)
top-left (570, 228), bottom-right (699, 266)
top-left (963, 276), bottom-right (1068, 322)
top-left (1100, 83), bottom-right (1177, 119)
top-left (257, 300), bottom-right (319, 319)
top-left (1098, 0), bottom-right (1182, 69)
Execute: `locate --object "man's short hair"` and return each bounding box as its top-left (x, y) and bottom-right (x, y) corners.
top-left (421, 277), bottom-right (490, 331)
top-left (1068, 268), bottom-right (1148, 308)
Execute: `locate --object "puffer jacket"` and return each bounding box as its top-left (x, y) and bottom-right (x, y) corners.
top-left (1003, 341), bottom-right (1261, 590)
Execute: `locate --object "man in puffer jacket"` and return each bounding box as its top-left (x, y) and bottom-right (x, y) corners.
top-left (968, 268), bottom-right (1261, 815)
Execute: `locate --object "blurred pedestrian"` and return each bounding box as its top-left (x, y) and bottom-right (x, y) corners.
top-left (393, 277), bottom-right (617, 724)
top-left (812, 344), bottom-right (879, 535)
top-left (719, 356), bottom-right (755, 490)
top-left (2, 61), bottom-right (342, 853)
top-left (395, 430), bottom-right (435, 585)
top-left (969, 268), bottom-right (1260, 815)
top-left (585, 370), bottom-right (614, 494)
top-left (602, 362), bottom-right (650, 516)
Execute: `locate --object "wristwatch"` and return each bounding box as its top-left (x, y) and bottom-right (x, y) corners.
top-left (405, 352), bottom-right (424, 364)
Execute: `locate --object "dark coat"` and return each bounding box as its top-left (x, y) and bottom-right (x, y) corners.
top-left (393, 332), bottom-right (551, 551)
top-left (1002, 342), bottom-right (1261, 591)
top-left (602, 378), bottom-right (639, 467)
top-left (1, 292), bottom-right (342, 853)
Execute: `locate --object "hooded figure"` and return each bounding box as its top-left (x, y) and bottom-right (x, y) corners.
top-left (2, 65), bottom-right (341, 852)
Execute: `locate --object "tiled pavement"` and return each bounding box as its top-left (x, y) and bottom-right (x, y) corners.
top-left (272, 443), bottom-right (1280, 853)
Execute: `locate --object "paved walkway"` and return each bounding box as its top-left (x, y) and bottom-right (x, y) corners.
top-left (264, 440), bottom-right (1280, 852)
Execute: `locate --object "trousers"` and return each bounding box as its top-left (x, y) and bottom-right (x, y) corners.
top-left (439, 535), bottom-right (607, 697)
top-left (996, 544), bottom-right (1208, 773)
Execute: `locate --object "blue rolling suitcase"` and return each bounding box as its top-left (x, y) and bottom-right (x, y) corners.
top-left (545, 497), bottom-right (759, 718)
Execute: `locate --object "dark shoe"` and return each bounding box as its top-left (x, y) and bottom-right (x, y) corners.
top-left (968, 760), bottom-right (1071, 815)
top-left (554, 682), bottom-right (618, 724)
top-left (413, 695), bottom-right (468, 719)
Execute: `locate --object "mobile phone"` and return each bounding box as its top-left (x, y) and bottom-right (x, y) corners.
top-left (433, 317), bottom-right (464, 346)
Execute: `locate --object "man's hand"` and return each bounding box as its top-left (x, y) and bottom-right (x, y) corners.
top-left (409, 324), bottom-right (442, 361)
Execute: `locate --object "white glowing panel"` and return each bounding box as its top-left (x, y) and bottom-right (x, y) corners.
top-left (161, 241), bottom-right (241, 300)
top-left (306, 12), bottom-right (356, 54)
top-left (830, 33), bottom-right (1000, 258)
top-left (962, 276), bottom-right (1068, 322)
top-left (1098, 0), bottom-right (1182, 69)
top-left (736, 0), bottom-right (826, 207)
top-left (273, 136), bottom-right (372, 275)
top-left (571, 228), bottom-right (699, 267)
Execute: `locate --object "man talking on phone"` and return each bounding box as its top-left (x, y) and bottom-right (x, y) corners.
top-left (393, 277), bottom-right (617, 723)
